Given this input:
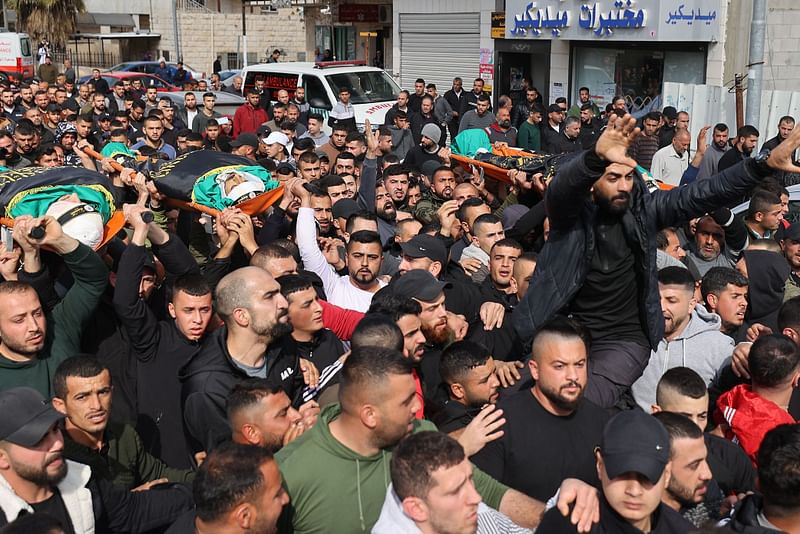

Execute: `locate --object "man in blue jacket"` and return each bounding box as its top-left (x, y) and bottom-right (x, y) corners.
top-left (513, 113), bottom-right (800, 408)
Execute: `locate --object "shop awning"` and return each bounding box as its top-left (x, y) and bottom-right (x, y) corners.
top-left (5, 11), bottom-right (135, 28)
top-left (70, 32), bottom-right (160, 40)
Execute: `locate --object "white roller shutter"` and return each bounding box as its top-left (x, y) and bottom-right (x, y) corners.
top-left (399, 12), bottom-right (481, 92)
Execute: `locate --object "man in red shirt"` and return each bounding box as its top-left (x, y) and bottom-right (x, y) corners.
top-left (233, 88), bottom-right (269, 137)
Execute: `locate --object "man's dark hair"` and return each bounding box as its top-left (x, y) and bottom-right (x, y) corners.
top-left (655, 227), bottom-right (677, 250)
top-left (346, 229), bottom-right (380, 251)
top-left (276, 274), bottom-right (314, 300)
top-left (345, 210), bottom-right (377, 235)
top-left (340, 346), bottom-right (413, 406)
top-left (143, 115), bottom-right (162, 127)
top-left (272, 238), bottom-right (300, 263)
top-left (779, 296), bottom-right (800, 332)
top-left (754, 179), bottom-right (789, 198)
top-left (658, 266), bottom-right (695, 292)
top-left (393, 110), bottom-right (408, 121)
top-left (170, 273), bottom-right (212, 301)
top-left (580, 103), bottom-right (594, 112)
top-left (701, 267), bottom-right (748, 302)
top-left (33, 145), bottom-right (59, 162)
top-left (555, 97), bottom-right (567, 105)
top-left (193, 441), bottom-right (276, 522)
top-left (384, 164), bottom-right (409, 180)
top-left (652, 412), bottom-right (704, 457)
top-left (747, 190), bottom-right (782, 219)
top-left (490, 238), bottom-right (523, 255)
top-left (426, 83), bottom-right (437, 90)
top-left (779, 115), bottom-right (795, 126)
top-left (714, 123), bottom-right (729, 133)
top-left (202, 92), bottom-right (215, 100)
top-left (307, 112), bottom-right (324, 124)
top-left (391, 431), bottom-right (465, 500)
top-left (368, 292), bottom-right (422, 322)
top-left (532, 315), bottom-right (591, 359)
top-left (350, 314), bottom-right (403, 352)
top-left (335, 151), bottom-right (355, 164)
top-left (345, 131), bottom-right (364, 144)
top-left (477, 94), bottom-right (490, 103)
top-left (279, 120), bottom-right (296, 133)
top-left (14, 122), bottom-right (36, 137)
top-left (457, 197), bottom-right (487, 223)
top-left (579, 86), bottom-right (590, 93)
top-left (131, 99), bottom-right (145, 111)
top-left (415, 78), bottom-right (425, 85)
top-left (756, 423), bottom-right (800, 514)
top-left (440, 340), bottom-right (491, 385)
top-left (316, 174), bottom-right (345, 192)
top-left (472, 213), bottom-right (501, 235)
top-left (750, 334), bottom-right (800, 388)
top-left (297, 151), bottom-right (320, 166)
top-left (1, 512), bottom-right (67, 534)
top-left (226, 379), bottom-right (283, 422)
top-left (656, 367), bottom-right (708, 405)
top-left (53, 355), bottom-right (107, 399)
top-left (736, 125), bottom-right (759, 139)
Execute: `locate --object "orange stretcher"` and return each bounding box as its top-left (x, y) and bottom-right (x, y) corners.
top-left (84, 146), bottom-right (285, 218)
top-left (451, 145), bottom-right (675, 191)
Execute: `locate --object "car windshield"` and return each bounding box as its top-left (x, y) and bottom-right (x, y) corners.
top-left (324, 71), bottom-right (400, 104)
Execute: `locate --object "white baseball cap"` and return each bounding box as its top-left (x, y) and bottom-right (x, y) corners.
top-left (263, 131), bottom-right (289, 146)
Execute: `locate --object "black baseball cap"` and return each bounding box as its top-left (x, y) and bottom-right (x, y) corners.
top-left (600, 410), bottom-right (670, 483)
top-left (392, 269), bottom-right (451, 302)
top-left (276, 162), bottom-right (296, 175)
top-left (0, 387), bottom-right (64, 447)
top-left (230, 132), bottom-right (259, 149)
top-left (786, 223), bottom-right (800, 242)
top-left (400, 234), bottom-right (448, 267)
top-left (332, 198), bottom-right (359, 220)
top-left (547, 103), bottom-right (564, 114)
top-left (662, 106), bottom-right (678, 120)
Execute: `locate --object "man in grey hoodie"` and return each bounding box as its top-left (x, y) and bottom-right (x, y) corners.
top-left (632, 267), bottom-right (734, 411)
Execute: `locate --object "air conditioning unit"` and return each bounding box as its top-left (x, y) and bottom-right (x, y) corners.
top-left (378, 4), bottom-right (391, 25)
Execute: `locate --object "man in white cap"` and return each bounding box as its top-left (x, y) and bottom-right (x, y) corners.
top-left (263, 131), bottom-right (291, 165)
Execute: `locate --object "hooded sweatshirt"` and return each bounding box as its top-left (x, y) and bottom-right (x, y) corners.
top-left (372, 484), bottom-right (533, 534)
top-left (742, 250), bottom-right (791, 332)
top-left (632, 305), bottom-right (734, 411)
top-left (275, 403), bottom-right (509, 534)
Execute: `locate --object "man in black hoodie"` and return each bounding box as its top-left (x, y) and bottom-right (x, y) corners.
top-left (181, 266), bottom-right (314, 455)
top-left (725, 423), bottom-right (800, 533)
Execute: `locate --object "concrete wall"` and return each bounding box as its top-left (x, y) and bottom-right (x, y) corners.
top-left (81, 0), bottom-right (151, 15)
top-left (150, 4), bottom-right (308, 73)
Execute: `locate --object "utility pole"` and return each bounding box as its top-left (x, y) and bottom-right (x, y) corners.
top-left (172, 0), bottom-right (181, 62)
top-left (734, 73), bottom-right (744, 130)
top-left (242, 2), bottom-right (248, 68)
top-left (745, 0), bottom-right (766, 127)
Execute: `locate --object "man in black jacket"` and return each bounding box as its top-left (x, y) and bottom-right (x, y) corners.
top-left (0, 387), bottom-right (192, 531)
top-left (180, 267), bottom-right (314, 455)
top-left (725, 423), bottom-right (800, 533)
top-left (513, 113), bottom-right (800, 408)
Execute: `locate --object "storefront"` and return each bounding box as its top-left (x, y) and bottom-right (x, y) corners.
top-left (502, 0), bottom-right (723, 112)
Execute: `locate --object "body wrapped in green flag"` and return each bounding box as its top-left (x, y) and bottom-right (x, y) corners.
top-left (149, 150), bottom-right (279, 211)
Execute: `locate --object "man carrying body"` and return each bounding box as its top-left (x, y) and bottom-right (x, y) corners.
top-left (514, 112), bottom-right (800, 408)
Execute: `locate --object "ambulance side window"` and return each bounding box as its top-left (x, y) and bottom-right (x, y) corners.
top-left (304, 76), bottom-right (331, 110)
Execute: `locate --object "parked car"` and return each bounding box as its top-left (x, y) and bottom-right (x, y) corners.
top-left (240, 61), bottom-right (401, 133)
top-left (218, 69), bottom-right (240, 83)
top-left (732, 183), bottom-right (800, 225)
top-left (77, 72), bottom-right (180, 92)
top-left (107, 61), bottom-right (205, 81)
top-left (158, 90), bottom-right (246, 117)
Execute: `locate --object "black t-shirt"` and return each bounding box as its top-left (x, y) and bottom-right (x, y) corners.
top-left (470, 389), bottom-right (609, 502)
top-left (30, 489), bottom-right (76, 534)
top-left (569, 216), bottom-right (647, 344)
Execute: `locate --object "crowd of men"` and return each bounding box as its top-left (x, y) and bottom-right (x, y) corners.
top-left (0, 56), bottom-right (794, 534)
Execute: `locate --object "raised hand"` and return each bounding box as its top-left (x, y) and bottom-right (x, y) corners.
top-left (767, 123), bottom-right (800, 173)
top-left (595, 113), bottom-right (640, 167)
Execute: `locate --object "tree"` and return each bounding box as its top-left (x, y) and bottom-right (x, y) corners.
top-left (8, 0), bottom-right (86, 48)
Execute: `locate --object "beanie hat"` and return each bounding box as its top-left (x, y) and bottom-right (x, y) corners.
top-left (421, 123), bottom-right (442, 145)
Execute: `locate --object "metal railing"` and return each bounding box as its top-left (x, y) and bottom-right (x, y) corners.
top-left (51, 50), bottom-right (120, 69)
top-left (177, 0), bottom-right (213, 13)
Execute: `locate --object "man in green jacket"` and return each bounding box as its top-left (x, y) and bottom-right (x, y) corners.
top-left (276, 347), bottom-right (600, 533)
top-left (0, 214), bottom-right (108, 397)
top-left (518, 104), bottom-right (544, 153)
top-left (52, 356), bottom-right (195, 489)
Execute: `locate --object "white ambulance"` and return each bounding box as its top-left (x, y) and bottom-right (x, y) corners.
top-left (0, 32), bottom-right (34, 80)
top-left (240, 60), bottom-right (401, 133)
